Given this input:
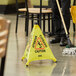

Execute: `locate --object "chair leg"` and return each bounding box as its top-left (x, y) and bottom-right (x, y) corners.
top-left (39, 13), bottom-right (41, 28)
top-left (73, 23), bottom-right (75, 33)
top-left (15, 12), bottom-right (19, 33)
top-left (37, 14), bottom-right (39, 25)
top-left (0, 56), bottom-right (6, 76)
top-left (51, 16), bottom-right (55, 35)
top-left (25, 13), bottom-right (26, 32)
top-left (43, 14), bottom-right (45, 34)
top-left (47, 14), bottom-right (55, 36)
top-left (26, 13), bottom-right (29, 36)
top-left (31, 14), bottom-right (34, 30)
top-left (48, 14), bottom-right (50, 32)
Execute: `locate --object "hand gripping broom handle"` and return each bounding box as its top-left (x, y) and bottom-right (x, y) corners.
top-left (56, 0), bottom-right (68, 35)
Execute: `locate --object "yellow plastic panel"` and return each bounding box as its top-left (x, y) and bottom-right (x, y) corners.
top-left (22, 24), bottom-right (57, 66)
top-left (71, 6), bottom-right (76, 24)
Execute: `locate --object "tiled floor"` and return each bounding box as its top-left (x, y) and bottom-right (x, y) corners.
top-left (1, 14), bottom-right (76, 76)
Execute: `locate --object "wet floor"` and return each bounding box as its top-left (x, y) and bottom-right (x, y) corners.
top-left (1, 14), bottom-right (76, 76)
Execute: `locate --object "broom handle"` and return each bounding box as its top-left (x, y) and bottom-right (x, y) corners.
top-left (56, 0), bottom-right (68, 35)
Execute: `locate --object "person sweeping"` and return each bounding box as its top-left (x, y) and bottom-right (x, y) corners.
top-left (50, 0), bottom-right (71, 46)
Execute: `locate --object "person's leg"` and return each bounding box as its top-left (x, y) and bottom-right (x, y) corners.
top-left (52, 0), bottom-right (61, 35)
top-left (50, 0), bottom-right (61, 43)
top-left (60, 0), bottom-right (70, 35)
top-left (60, 0), bottom-right (70, 46)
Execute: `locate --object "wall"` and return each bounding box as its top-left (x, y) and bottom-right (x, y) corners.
top-left (0, 0), bottom-right (75, 6)
top-left (0, 0), bottom-right (25, 5)
top-left (0, 0), bottom-right (25, 14)
top-left (0, 0), bottom-right (75, 14)
top-left (31, 0), bottom-right (48, 6)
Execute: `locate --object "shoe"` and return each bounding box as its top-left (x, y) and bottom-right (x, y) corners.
top-left (50, 36), bottom-right (61, 44)
top-left (60, 37), bottom-right (68, 46)
top-left (48, 32), bottom-right (55, 37)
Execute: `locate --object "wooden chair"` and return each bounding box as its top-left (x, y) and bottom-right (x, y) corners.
top-left (15, 0), bottom-right (33, 34)
top-left (25, 0), bottom-right (53, 36)
top-left (0, 17), bottom-right (11, 76)
top-left (15, 0), bottom-right (52, 36)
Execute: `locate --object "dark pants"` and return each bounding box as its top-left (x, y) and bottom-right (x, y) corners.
top-left (52, 0), bottom-right (70, 37)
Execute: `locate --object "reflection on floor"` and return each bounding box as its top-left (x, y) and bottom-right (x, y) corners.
top-left (1, 14), bottom-right (76, 76)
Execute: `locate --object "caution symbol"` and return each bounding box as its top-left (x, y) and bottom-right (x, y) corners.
top-left (21, 24), bottom-right (57, 66)
top-left (35, 37), bottom-right (45, 50)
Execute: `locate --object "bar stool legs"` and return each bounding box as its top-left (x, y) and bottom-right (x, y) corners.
top-left (26, 13), bottom-right (29, 36)
top-left (48, 14), bottom-right (50, 32)
top-left (15, 12), bottom-right (19, 33)
top-left (43, 14), bottom-right (45, 34)
top-left (37, 14), bottom-right (40, 25)
top-left (31, 14), bottom-right (34, 30)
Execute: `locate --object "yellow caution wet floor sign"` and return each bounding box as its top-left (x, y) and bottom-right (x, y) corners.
top-left (22, 24), bottom-right (57, 66)
top-left (71, 6), bottom-right (76, 24)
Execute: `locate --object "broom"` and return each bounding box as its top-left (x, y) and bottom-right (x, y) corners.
top-left (56, 0), bottom-right (76, 55)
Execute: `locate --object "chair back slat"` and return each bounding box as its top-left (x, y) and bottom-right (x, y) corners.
top-left (16, 0), bottom-right (19, 11)
top-left (16, 0), bottom-right (25, 11)
top-left (0, 17), bottom-right (11, 58)
top-left (25, 0), bottom-right (29, 12)
top-left (0, 48), bottom-right (5, 58)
